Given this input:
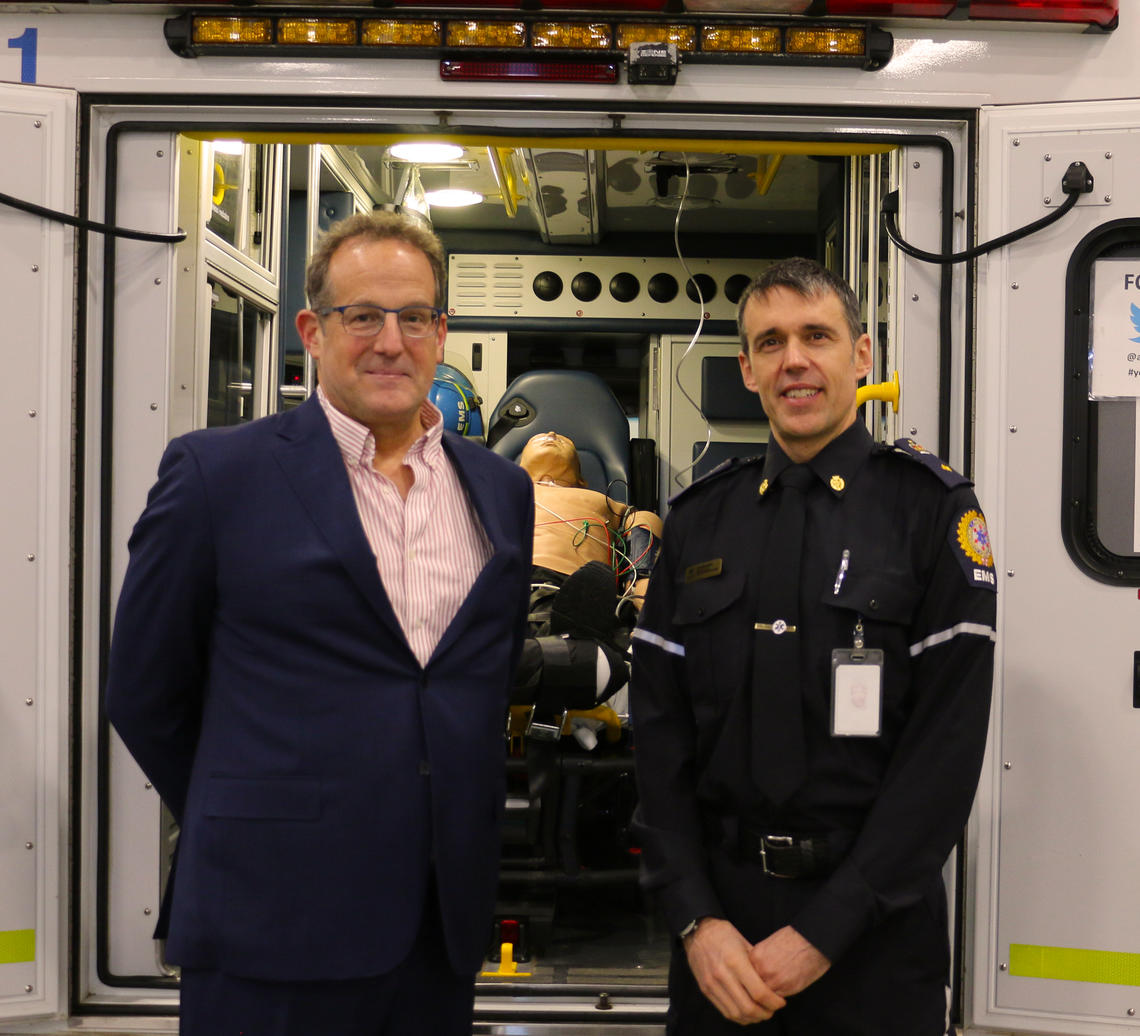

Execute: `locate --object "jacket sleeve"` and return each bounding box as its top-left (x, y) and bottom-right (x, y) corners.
top-left (791, 488), bottom-right (997, 962)
top-left (104, 437), bottom-right (216, 824)
top-left (630, 512), bottom-right (725, 935)
top-left (507, 467), bottom-right (535, 683)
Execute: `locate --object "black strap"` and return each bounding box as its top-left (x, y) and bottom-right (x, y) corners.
top-left (704, 815), bottom-right (846, 879)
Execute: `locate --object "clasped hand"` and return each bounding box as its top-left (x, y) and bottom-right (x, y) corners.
top-left (683, 919), bottom-right (831, 1025)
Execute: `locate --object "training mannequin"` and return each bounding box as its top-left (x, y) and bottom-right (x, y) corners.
top-left (519, 430), bottom-right (663, 611)
top-left (511, 431), bottom-right (663, 741)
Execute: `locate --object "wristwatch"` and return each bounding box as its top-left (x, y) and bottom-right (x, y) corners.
top-left (678, 917), bottom-right (705, 940)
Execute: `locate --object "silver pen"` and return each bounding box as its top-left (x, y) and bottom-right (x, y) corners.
top-left (832, 548), bottom-right (850, 595)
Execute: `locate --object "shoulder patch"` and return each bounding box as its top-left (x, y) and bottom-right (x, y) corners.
top-left (668, 453), bottom-right (764, 506)
top-left (951, 507), bottom-right (997, 591)
top-left (888, 438), bottom-right (972, 489)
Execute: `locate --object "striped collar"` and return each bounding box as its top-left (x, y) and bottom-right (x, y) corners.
top-left (316, 385), bottom-right (444, 469)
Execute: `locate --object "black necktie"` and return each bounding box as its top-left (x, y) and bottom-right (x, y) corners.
top-left (751, 463), bottom-right (813, 805)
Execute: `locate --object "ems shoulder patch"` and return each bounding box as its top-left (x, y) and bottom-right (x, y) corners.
top-left (667, 453), bottom-right (763, 506)
top-left (889, 438), bottom-right (972, 489)
top-left (951, 507), bottom-right (997, 591)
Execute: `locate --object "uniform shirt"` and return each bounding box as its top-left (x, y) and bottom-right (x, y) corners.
top-left (630, 421), bottom-right (996, 963)
top-left (318, 386), bottom-right (491, 666)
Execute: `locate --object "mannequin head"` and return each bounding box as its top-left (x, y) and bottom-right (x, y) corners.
top-left (519, 431), bottom-right (586, 488)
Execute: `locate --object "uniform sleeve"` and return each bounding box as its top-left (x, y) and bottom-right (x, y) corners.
top-left (630, 513), bottom-right (725, 935)
top-left (792, 487), bottom-right (996, 962)
top-left (104, 437), bottom-right (217, 824)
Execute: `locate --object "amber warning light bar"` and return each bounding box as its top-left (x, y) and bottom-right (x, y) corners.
top-left (156, 0), bottom-right (1117, 42)
top-left (165, 10), bottom-right (894, 77)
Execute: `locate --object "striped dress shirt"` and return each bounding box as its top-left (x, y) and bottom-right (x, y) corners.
top-left (317, 386), bottom-right (491, 666)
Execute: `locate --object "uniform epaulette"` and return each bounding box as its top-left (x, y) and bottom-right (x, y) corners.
top-left (667, 452), bottom-right (765, 506)
top-left (882, 437), bottom-right (973, 489)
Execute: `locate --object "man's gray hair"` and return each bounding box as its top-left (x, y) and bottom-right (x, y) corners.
top-left (305, 210), bottom-right (447, 313)
top-left (736, 257), bottom-right (863, 350)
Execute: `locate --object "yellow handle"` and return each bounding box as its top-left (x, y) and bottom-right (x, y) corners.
top-left (562, 704), bottom-right (622, 743)
top-left (212, 162), bottom-right (229, 207)
top-left (856, 370), bottom-right (900, 413)
top-left (510, 703), bottom-right (623, 742)
top-left (481, 940), bottom-right (533, 977)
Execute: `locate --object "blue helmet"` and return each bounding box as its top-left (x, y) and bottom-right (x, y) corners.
top-left (429, 363), bottom-right (485, 438)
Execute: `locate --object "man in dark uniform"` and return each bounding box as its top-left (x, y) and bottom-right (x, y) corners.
top-left (630, 257), bottom-right (996, 1033)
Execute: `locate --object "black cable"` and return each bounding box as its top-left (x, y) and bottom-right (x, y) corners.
top-left (605, 477), bottom-right (630, 512)
top-left (883, 160), bottom-right (1093, 266)
top-left (0, 188), bottom-right (186, 243)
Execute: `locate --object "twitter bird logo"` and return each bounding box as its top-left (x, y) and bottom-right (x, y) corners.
top-left (1131, 302), bottom-right (1140, 343)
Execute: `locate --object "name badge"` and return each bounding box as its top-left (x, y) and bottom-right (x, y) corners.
top-left (830, 648), bottom-right (883, 737)
top-left (684, 559), bottom-right (723, 583)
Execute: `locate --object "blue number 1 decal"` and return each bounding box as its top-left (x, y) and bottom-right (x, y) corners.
top-left (8, 27), bottom-right (37, 84)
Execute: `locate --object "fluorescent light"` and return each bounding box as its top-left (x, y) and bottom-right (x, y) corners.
top-left (212, 140), bottom-right (245, 156)
top-left (390, 142), bottom-right (464, 163)
top-left (424, 189), bottom-right (484, 208)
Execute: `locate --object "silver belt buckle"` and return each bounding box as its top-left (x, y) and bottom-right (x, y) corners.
top-left (526, 709), bottom-right (568, 742)
top-left (759, 834), bottom-right (797, 878)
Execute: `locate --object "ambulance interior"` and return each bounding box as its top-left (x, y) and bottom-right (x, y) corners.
top-left (99, 122), bottom-right (923, 1008)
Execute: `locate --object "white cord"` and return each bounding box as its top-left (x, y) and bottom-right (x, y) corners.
top-left (670, 153), bottom-right (714, 490)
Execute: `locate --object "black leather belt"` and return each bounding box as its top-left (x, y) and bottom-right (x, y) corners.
top-left (705, 815), bottom-right (845, 879)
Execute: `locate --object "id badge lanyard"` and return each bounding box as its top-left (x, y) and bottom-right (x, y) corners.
top-left (830, 550), bottom-right (883, 737)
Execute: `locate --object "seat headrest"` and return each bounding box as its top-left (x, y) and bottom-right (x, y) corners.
top-left (488, 370), bottom-right (631, 502)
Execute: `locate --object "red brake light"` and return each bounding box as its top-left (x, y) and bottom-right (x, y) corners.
top-left (968, 0), bottom-right (1116, 27)
top-left (391, 0), bottom-right (667, 6)
top-left (440, 59), bottom-right (619, 81)
top-left (814, 0), bottom-right (1115, 21)
top-left (825, 0), bottom-right (955, 13)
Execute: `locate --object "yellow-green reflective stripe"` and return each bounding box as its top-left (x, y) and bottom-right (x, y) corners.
top-left (0, 929), bottom-right (35, 964)
top-left (1010, 943), bottom-right (1140, 986)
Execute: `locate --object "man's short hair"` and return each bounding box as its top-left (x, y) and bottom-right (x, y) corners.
top-left (736, 256), bottom-right (863, 350)
top-left (305, 210), bottom-right (447, 313)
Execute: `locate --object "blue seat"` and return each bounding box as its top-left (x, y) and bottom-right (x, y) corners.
top-left (488, 370), bottom-right (632, 503)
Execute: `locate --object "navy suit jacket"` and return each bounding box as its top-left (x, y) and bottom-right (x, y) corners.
top-left (105, 396), bottom-right (534, 981)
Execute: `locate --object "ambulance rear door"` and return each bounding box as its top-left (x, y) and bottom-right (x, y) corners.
top-left (971, 98), bottom-right (1140, 1034)
top-left (0, 78), bottom-right (76, 1027)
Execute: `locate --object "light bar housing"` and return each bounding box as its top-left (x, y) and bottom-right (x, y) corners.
top-left (166, 10), bottom-right (894, 70)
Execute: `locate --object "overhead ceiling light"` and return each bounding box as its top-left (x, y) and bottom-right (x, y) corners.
top-left (390, 142), bottom-right (464, 163)
top-left (212, 140), bottom-right (246, 156)
top-left (425, 189), bottom-right (484, 208)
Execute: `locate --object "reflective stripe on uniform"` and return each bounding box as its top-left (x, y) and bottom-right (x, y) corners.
top-left (909, 621), bottom-right (996, 658)
top-left (632, 628), bottom-right (686, 657)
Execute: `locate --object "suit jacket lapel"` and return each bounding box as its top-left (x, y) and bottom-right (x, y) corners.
top-left (431, 435), bottom-right (522, 662)
top-left (445, 433), bottom-right (509, 549)
top-left (272, 397), bottom-right (405, 638)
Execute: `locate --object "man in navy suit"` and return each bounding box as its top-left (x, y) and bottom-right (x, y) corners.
top-left (106, 211), bottom-right (534, 1035)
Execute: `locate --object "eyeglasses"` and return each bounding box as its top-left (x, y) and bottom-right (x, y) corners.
top-left (319, 303), bottom-right (443, 339)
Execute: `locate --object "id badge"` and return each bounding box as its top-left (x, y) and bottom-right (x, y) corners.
top-left (830, 648), bottom-right (883, 737)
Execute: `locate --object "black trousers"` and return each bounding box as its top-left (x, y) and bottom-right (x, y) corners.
top-left (179, 880), bottom-right (475, 1036)
top-left (666, 850), bottom-right (951, 1035)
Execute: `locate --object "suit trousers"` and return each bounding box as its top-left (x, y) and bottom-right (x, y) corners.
top-left (179, 876), bottom-right (476, 1036)
top-left (665, 849), bottom-right (951, 1035)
